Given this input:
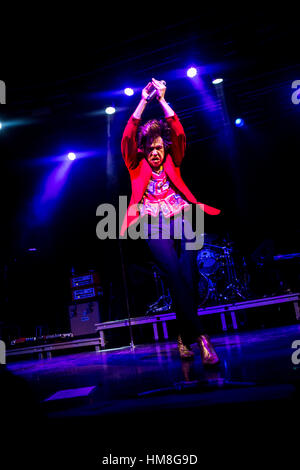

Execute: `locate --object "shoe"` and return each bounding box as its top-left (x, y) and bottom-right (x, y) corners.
top-left (197, 335), bottom-right (220, 367)
top-left (177, 335), bottom-right (194, 360)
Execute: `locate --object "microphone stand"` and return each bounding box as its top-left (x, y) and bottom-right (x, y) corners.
top-left (106, 111), bottom-right (134, 352)
top-left (118, 239), bottom-right (135, 351)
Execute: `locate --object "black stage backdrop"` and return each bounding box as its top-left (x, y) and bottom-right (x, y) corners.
top-left (0, 7), bottom-right (299, 335)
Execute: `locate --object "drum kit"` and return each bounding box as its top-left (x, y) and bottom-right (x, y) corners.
top-left (144, 232), bottom-right (251, 315)
top-left (197, 233), bottom-right (250, 306)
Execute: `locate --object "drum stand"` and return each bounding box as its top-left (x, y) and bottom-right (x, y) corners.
top-left (145, 266), bottom-right (172, 315)
top-left (198, 272), bottom-right (218, 306)
top-left (221, 247), bottom-right (248, 301)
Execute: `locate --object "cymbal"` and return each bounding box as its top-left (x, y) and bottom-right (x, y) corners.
top-left (201, 233), bottom-right (219, 243)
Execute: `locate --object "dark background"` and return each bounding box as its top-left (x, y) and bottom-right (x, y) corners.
top-left (0, 7), bottom-right (299, 339)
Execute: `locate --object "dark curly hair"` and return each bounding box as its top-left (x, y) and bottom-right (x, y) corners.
top-left (137, 119), bottom-right (171, 154)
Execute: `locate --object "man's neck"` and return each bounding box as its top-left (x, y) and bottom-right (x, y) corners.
top-left (152, 164), bottom-right (163, 174)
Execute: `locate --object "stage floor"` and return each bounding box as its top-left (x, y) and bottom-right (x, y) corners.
top-left (3, 324), bottom-right (300, 465)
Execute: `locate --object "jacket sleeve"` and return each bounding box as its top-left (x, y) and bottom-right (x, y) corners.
top-left (121, 115), bottom-right (141, 170)
top-left (166, 113), bottom-right (186, 167)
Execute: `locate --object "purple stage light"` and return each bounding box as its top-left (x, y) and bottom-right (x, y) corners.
top-left (67, 152), bottom-right (76, 161)
top-left (124, 88), bottom-right (134, 96)
top-left (33, 159), bottom-right (74, 224)
top-left (187, 67), bottom-right (198, 78)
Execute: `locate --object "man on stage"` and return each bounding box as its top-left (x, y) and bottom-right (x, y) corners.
top-left (121, 78), bottom-right (220, 365)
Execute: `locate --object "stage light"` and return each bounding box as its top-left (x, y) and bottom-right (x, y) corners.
top-left (124, 88), bottom-right (134, 96)
top-left (187, 67), bottom-right (198, 78)
top-left (235, 118), bottom-right (244, 127)
top-left (212, 78), bottom-right (223, 85)
top-left (67, 152), bottom-right (76, 161)
top-left (105, 106), bottom-right (116, 115)
top-left (0, 122), bottom-right (2, 130)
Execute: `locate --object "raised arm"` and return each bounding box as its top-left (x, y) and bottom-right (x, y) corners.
top-left (121, 79), bottom-right (186, 168)
top-left (121, 82), bottom-right (153, 169)
top-left (152, 78), bottom-right (186, 166)
top-left (121, 115), bottom-right (141, 170)
top-left (165, 113), bottom-right (186, 166)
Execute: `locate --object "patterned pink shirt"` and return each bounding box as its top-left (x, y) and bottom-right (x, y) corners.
top-left (139, 166), bottom-right (190, 218)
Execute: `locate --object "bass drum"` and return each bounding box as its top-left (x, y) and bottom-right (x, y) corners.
top-left (198, 272), bottom-right (216, 306)
top-left (197, 247), bottom-right (219, 275)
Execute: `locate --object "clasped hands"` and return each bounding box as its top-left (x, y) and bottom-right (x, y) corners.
top-left (142, 78), bottom-right (166, 102)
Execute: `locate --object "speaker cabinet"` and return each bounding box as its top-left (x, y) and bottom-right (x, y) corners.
top-left (68, 301), bottom-right (101, 336)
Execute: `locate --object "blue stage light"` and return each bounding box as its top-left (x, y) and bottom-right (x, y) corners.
top-left (124, 88), bottom-right (134, 96)
top-left (0, 122), bottom-right (2, 130)
top-left (187, 67), bottom-right (198, 78)
top-left (235, 118), bottom-right (244, 127)
top-left (212, 78), bottom-right (223, 85)
top-left (105, 106), bottom-right (116, 115)
top-left (67, 152), bottom-right (76, 161)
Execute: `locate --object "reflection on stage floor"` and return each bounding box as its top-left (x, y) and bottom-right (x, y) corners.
top-left (5, 324), bottom-right (300, 417)
top-left (3, 324), bottom-right (300, 465)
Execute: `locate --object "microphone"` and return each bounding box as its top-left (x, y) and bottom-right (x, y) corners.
top-left (146, 80), bottom-right (166, 102)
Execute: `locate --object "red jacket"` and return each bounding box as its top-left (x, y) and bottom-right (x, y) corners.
top-left (120, 113), bottom-right (220, 236)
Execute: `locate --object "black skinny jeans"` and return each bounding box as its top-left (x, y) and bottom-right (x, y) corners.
top-left (142, 210), bottom-right (203, 345)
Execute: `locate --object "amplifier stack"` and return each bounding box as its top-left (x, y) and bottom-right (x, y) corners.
top-left (68, 271), bottom-right (103, 337)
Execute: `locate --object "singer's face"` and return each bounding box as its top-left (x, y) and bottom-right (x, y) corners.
top-left (145, 136), bottom-right (165, 169)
